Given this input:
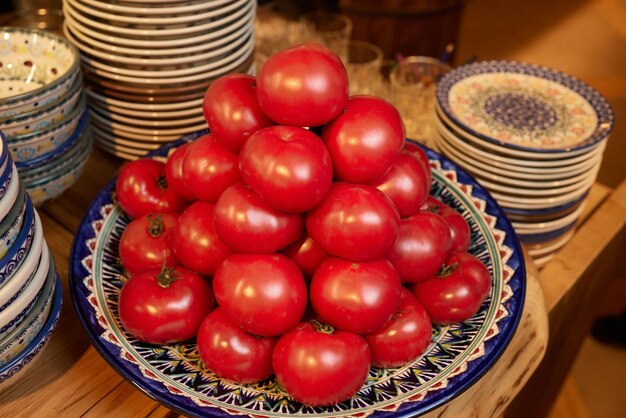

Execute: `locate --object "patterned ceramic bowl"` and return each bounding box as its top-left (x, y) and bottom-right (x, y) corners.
top-left (0, 74), bottom-right (83, 137)
top-left (0, 199), bottom-right (35, 289)
top-left (0, 131), bottom-right (10, 179)
top-left (0, 28), bottom-right (80, 117)
top-left (0, 212), bottom-right (46, 340)
top-left (0, 253), bottom-right (56, 366)
top-left (0, 271), bottom-right (61, 387)
top-left (69, 134), bottom-right (526, 418)
top-left (0, 164), bottom-right (20, 225)
top-left (0, 200), bottom-right (43, 314)
top-left (8, 94), bottom-right (87, 163)
top-left (0, 185), bottom-right (28, 259)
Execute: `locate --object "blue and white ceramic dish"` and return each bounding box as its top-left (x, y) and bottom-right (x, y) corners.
top-left (0, 164), bottom-right (20, 227)
top-left (69, 133), bottom-right (526, 418)
top-left (8, 93), bottom-right (87, 163)
top-left (436, 60), bottom-right (614, 153)
top-left (0, 185), bottom-right (28, 259)
top-left (0, 255), bottom-right (56, 366)
top-left (0, 216), bottom-right (47, 341)
top-left (0, 272), bottom-right (61, 386)
top-left (0, 28), bottom-right (80, 116)
top-left (0, 201), bottom-right (43, 313)
top-left (0, 199), bottom-right (35, 289)
top-left (0, 131), bottom-right (10, 179)
top-left (0, 74), bottom-right (83, 137)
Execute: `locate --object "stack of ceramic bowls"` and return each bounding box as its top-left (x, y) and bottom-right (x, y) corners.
top-left (0, 132), bottom-right (62, 386)
top-left (433, 61), bottom-right (614, 266)
top-left (0, 28), bottom-right (91, 206)
top-left (62, 0), bottom-right (256, 160)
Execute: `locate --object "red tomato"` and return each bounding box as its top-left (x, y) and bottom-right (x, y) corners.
top-left (119, 212), bottom-right (179, 275)
top-left (182, 134), bottom-right (240, 203)
top-left (281, 232), bottom-right (329, 279)
top-left (365, 287), bottom-right (432, 367)
top-left (306, 182), bottom-right (400, 261)
top-left (239, 126), bottom-right (333, 213)
top-left (310, 257), bottom-right (401, 334)
top-left (387, 211), bottom-right (452, 283)
top-left (322, 95), bottom-right (405, 183)
top-left (256, 43), bottom-right (348, 127)
top-left (370, 151), bottom-right (430, 218)
top-left (197, 308), bottom-right (276, 384)
top-left (172, 202), bottom-right (232, 276)
top-left (213, 253), bottom-right (307, 337)
top-left (118, 266), bottom-right (214, 344)
top-left (410, 251), bottom-right (491, 324)
top-left (421, 196), bottom-right (471, 252)
top-left (116, 159), bottom-right (188, 219)
top-left (403, 141), bottom-right (432, 187)
top-left (164, 143), bottom-right (195, 201)
top-left (202, 74), bottom-right (274, 153)
top-left (272, 321), bottom-right (371, 406)
top-left (214, 183), bottom-right (303, 253)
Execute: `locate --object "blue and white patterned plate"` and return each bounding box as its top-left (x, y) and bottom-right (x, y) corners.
top-left (69, 133), bottom-right (526, 418)
top-left (436, 60), bottom-right (614, 153)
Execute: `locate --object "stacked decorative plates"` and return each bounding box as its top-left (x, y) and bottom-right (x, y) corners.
top-left (0, 131), bottom-right (62, 386)
top-left (0, 28), bottom-right (91, 206)
top-left (62, 0), bottom-right (256, 159)
top-left (434, 61), bottom-right (614, 266)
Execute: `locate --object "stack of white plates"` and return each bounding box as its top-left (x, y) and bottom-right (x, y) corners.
top-left (433, 61), bottom-right (614, 266)
top-left (62, 0), bottom-right (256, 159)
top-left (0, 131), bottom-right (62, 386)
top-left (0, 28), bottom-right (90, 206)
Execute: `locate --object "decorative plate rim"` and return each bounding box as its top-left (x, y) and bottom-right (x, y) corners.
top-left (69, 133), bottom-right (526, 417)
top-left (436, 60), bottom-right (614, 154)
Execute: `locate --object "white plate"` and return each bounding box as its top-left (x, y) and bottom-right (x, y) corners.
top-left (90, 118), bottom-right (193, 142)
top-left (87, 99), bottom-right (201, 118)
top-left (492, 187), bottom-right (590, 209)
top-left (79, 0), bottom-right (235, 15)
top-left (90, 125), bottom-right (163, 150)
top-left (513, 203), bottom-right (585, 233)
top-left (88, 103), bottom-right (204, 128)
top-left (89, 109), bottom-right (207, 136)
top-left (527, 230), bottom-right (576, 257)
top-left (85, 89), bottom-right (202, 111)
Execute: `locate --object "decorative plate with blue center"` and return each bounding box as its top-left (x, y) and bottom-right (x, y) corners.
top-left (69, 133), bottom-right (526, 417)
top-left (436, 60), bottom-right (614, 152)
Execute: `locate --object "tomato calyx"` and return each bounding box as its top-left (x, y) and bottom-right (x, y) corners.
top-left (146, 214), bottom-right (165, 237)
top-left (310, 319), bottom-right (335, 335)
top-left (156, 266), bottom-right (179, 288)
top-left (422, 204), bottom-right (440, 214)
top-left (437, 262), bottom-right (460, 278)
top-left (157, 174), bottom-right (168, 191)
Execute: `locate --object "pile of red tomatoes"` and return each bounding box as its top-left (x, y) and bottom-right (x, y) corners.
top-left (114, 44), bottom-right (491, 407)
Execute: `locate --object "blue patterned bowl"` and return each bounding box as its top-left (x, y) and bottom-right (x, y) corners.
top-left (0, 131), bottom-right (9, 179)
top-left (69, 133), bottom-right (526, 418)
top-left (0, 270), bottom-right (61, 387)
top-left (0, 198), bottom-right (35, 290)
top-left (0, 251), bottom-right (56, 366)
top-left (0, 212), bottom-right (46, 341)
top-left (0, 164), bottom-right (20, 227)
top-left (0, 184), bottom-right (28, 260)
top-left (0, 28), bottom-right (80, 116)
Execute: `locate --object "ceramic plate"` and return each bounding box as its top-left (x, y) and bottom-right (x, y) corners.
top-left (70, 132), bottom-right (525, 417)
top-left (436, 60), bottom-right (614, 153)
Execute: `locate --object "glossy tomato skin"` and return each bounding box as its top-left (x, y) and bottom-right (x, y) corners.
top-left (164, 143), bottom-right (195, 201)
top-left (214, 183), bottom-right (303, 253)
top-left (410, 251), bottom-right (491, 324)
top-left (281, 232), bottom-right (329, 279)
top-left (116, 159), bottom-right (188, 219)
top-left (370, 151), bottom-right (430, 218)
top-left (366, 287), bottom-right (432, 367)
top-left (202, 74), bottom-right (274, 153)
top-left (272, 322), bottom-right (371, 406)
top-left (387, 211), bottom-right (453, 283)
top-left (182, 134), bottom-right (241, 203)
top-left (239, 126), bottom-right (332, 213)
top-left (421, 196), bottom-right (471, 252)
top-left (403, 141), bottom-right (432, 188)
top-left (172, 202), bottom-right (233, 276)
top-left (118, 266), bottom-right (214, 344)
top-left (310, 257), bottom-right (401, 334)
top-left (256, 44), bottom-right (348, 127)
top-left (213, 253), bottom-right (308, 337)
top-left (306, 182), bottom-right (400, 261)
top-left (197, 308), bottom-right (276, 383)
top-left (119, 212), bottom-right (179, 275)
top-left (322, 95), bottom-right (405, 183)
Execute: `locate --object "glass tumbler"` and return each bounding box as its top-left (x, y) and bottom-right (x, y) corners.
top-left (345, 40), bottom-right (383, 95)
top-left (298, 12), bottom-right (352, 62)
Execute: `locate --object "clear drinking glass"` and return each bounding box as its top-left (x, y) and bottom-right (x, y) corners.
top-left (254, 3), bottom-right (292, 57)
top-left (345, 40), bottom-right (383, 95)
top-left (11, 0), bottom-right (63, 30)
top-left (298, 12), bottom-right (352, 62)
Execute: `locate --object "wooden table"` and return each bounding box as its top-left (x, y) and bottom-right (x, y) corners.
top-left (0, 145), bottom-right (624, 417)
